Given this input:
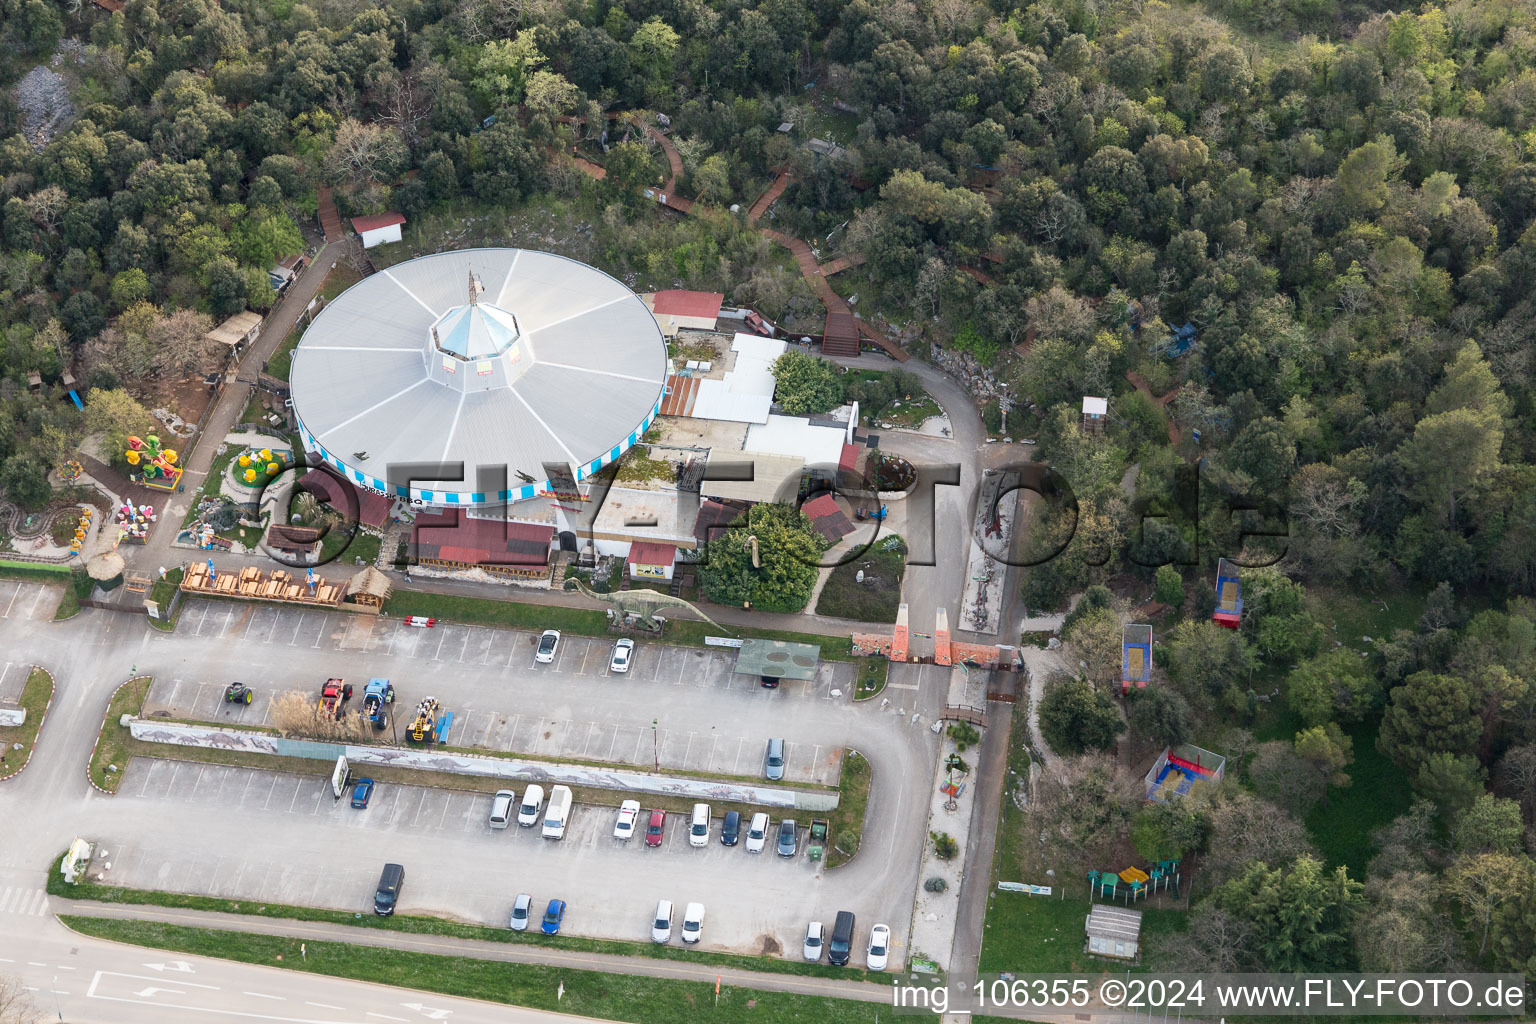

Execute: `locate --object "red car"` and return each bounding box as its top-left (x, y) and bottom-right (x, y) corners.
top-left (645, 809), bottom-right (666, 848)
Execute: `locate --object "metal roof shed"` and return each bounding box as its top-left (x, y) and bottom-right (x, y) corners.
top-left (733, 639), bottom-right (822, 682)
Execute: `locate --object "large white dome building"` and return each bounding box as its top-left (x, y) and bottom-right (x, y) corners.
top-left (288, 248), bottom-right (668, 509)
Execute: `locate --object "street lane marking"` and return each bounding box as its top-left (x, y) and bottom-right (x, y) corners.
top-left (243, 991), bottom-right (285, 1000)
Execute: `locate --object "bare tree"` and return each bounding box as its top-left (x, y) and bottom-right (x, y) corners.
top-left (1157, 902), bottom-right (1257, 972)
top-left (1494, 743), bottom-right (1536, 820)
top-left (1289, 463), bottom-right (1363, 539)
top-left (0, 975), bottom-right (38, 1024)
top-left (374, 70), bottom-right (434, 149)
top-left (1201, 785), bottom-right (1315, 888)
top-left (23, 186), bottom-right (66, 232)
top-left (1026, 754), bottom-right (1141, 874)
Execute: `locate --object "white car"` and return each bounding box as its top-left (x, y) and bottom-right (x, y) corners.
top-left (803, 920), bottom-right (824, 962)
top-left (681, 902), bottom-right (705, 944)
top-left (609, 638), bottom-right (634, 673)
top-left (517, 785), bottom-right (544, 826)
top-left (744, 812), bottom-right (769, 853)
top-left (534, 629), bottom-right (560, 663)
top-left (866, 923), bottom-right (891, 971)
top-left (651, 899), bottom-right (673, 944)
top-left (688, 803), bottom-right (710, 847)
top-left (614, 800), bottom-right (641, 840)
top-left (510, 893), bottom-right (532, 931)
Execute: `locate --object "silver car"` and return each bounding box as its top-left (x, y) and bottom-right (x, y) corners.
top-left (510, 892), bottom-right (532, 931)
top-left (609, 638), bottom-right (634, 673)
top-left (803, 920), bottom-right (824, 962)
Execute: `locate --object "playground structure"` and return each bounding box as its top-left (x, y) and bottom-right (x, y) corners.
top-left (1088, 859), bottom-right (1183, 904)
top-left (1121, 623), bottom-right (1152, 691)
top-left (58, 458), bottom-right (84, 484)
top-left (113, 502), bottom-right (156, 546)
top-left (125, 435), bottom-right (183, 492)
top-left (180, 562), bottom-right (344, 606)
top-left (234, 445), bottom-right (292, 487)
top-left (67, 505), bottom-right (94, 555)
top-left (1212, 557), bottom-right (1243, 628)
top-left (1145, 743), bottom-right (1227, 802)
top-left (406, 697), bottom-right (451, 744)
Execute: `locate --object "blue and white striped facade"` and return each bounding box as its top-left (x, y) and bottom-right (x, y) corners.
top-left (294, 396), bottom-right (663, 509)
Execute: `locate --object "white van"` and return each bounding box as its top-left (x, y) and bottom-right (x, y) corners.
top-left (688, 803), bottom-right (711, 847)
top-left (489, 789), bottom-right (515, 829)
top-left (517, 785), bottom-right (544, 827)
top-left (542, 785), bottom-right (573, 839)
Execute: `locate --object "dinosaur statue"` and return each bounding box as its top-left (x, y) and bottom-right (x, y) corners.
top-left (564, 576), bottom-right (730, 635)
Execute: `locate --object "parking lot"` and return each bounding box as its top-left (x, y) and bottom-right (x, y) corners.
top-left (145, 602), bottom-right (858, 785)
top-left (0, 578), bottom-right (62, 622)
top-left (96, 759), bottom-right (887, 960)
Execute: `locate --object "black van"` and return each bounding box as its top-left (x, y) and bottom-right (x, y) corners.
top-left (721, 810), bottom-right (741, 846)
top-left (374, 863), bottom-right (404, 916)
top-left (828, 910), bottom-right (855, 966)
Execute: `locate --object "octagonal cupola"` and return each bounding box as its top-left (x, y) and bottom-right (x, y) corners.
top-left (426, 272), bottom-right (532, 391)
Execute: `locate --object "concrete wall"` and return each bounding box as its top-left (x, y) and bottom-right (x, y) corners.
top-left (127, 720), bottom-right (838, 810)
top-left (0, 708), bottom-right (25, 727)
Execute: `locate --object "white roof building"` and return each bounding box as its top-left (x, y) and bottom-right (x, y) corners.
top-left (744, 414), bottom-right (847, 470)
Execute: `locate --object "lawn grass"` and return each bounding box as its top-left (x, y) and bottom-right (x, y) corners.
top-left (146, 567), bottom-right (183, 630)
top-left (382, 589), bottom-right (854, 660)
top-left (52, 585), bottom-right (80, 620)
top-left (978, 892), bottom-right (1188, 974)
top-left (60, 918), bottom-right (893, 1023)
top-left (853, 658), bottom-right (887, 700)
top-left (815, 543), bottom-right (904, 623)
top-left (52, 871), bottom-right (873, 982)
top-left (265, 264), bottom-right (363, 382)
top-left (1302, 720), bottom-right (1410, 876)
top-left (0, 668), bottom-right (54, 778)
top-left (0, 560), bottom-right (71, 583)
top-left (825, 751), bottom-right (869, 868)
top-left (89, 677), bottom-right (152, 792)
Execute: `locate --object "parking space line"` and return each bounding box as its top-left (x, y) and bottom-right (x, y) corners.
top-left (0, 584), bottom-right (17, 618)
top-left (606, 728), bottom-right (621, 761)
top-left (450, 710), bottom-right (474, 746)
top-left (706, 734), bottom-right (718, 771)
top-left (257, 774), bottom-right (278, 809)
top-left (582, 722), bottom-right (599, 756)
top-left (241, 611), bottom-right (259, 640)
top-left (676, 657), bottom-right (687, 685)
top-left (683, 731), bottom-right (694, 766)
top-left (433, 629), bottom-right (448, 661)
top-left (287, 778), bottom-right (306, 813)
top-left (456, 630), bottom-right (471, 662)
top-left (289, 612), bottom-right (306, 645)
top-left (733, 738), bottom-right (746, 774)
top-left (26, 586), bottom-right (44, 619)
top-left (632, 729), bottom-right (645, 763)
top-left (265, 612), bottom-right (282, 644)
top-left (312, 617), bottom-right (327, 647)
top-left (310, 784), bottom-right (329, 814)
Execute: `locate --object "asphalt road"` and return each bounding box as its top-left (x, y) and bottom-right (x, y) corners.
top-left (0, 911), bottom-right (626, 1024)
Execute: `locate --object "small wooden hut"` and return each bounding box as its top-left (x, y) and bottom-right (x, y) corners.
top-left (347, 566), bottom-right (392, 609)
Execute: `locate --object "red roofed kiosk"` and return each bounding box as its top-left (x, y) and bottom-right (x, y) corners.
top-left (352, 212), bottom-right (405, 248)
top-left (627, 541), bottom-right (678, 581)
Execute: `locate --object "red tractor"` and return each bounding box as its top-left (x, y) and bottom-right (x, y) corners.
top-left (319, 678), bottom-right (353, 718)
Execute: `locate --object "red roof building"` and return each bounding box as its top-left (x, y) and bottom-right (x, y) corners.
top-left (410, 511), bottom-right (553, 577)
top-left (627, 541), bottom-right (678, 580)
top-left (648, 290), bottom-right (723, 333)
top-left (802, 493), bottom-right (855, 543)
top-left (350, 212), bottom-right (407, 234)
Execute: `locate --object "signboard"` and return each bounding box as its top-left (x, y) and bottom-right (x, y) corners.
top-left (705, 636), bottom-right (744, 648)
top-left (145, 599), bottom-right (161, 620)
top-left (441, 355), bottom-right (456, 374)
top-left (330, 754), bottom-right (350, 799)
top-left (633, 564), bottom-right (667, 579)
top-left (997, 881), bottom-right (1052, 895)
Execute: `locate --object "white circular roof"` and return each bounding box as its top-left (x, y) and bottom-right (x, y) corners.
top-left (289, 249), bottom-right (667, 506)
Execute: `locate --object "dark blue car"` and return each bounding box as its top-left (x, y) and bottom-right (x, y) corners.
top-left (350, 778), bottom-right (374, 808)
top-left (541, 898), bottom-right (566, 935)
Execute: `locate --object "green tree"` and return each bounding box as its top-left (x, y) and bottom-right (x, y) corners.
top-left (0, 455), bottom-right (52, 510)
top-left (1286, 648), bottom-right (1383, 726)
top-left (1453, 794), bottom-right (1525, 855)
top-left (108, 268), bottom-right (152, 311)
top-left (693, 154), bottom-right (731, 205)
top-left (1402, 406), bottom-right (1503, 527)
top-left (1378, 671), bottom-right (1483, 772)
top-left (1213, 855), bottom-right (1364, 971)
top-left (628, 18), bottom-right (680, 89)
top-left (603, 140), bottom-right (656, 203)
top-left (771, 350), bottom-right (843, 416)
top-left (1294, 723), bottom-right (1354, 807)
top-left (1446, 852), bottom-right (1529, 959)
top-left (1335, 139), bottom-right (1402, 216)
top-left (473, 35), bottom-right (546, 109)
top-left (697, 502), bottom-right (823, 613)
top-left (1487, 859), bottom-right (1536, 974)
top-left (1038, 675), bottom-right (1124, 755)
top-left (1126, 686), bottom-right (1192, 748)
top-left (232, 212), bottom-right (304, 269)
top-left (1153, 564), bottom-right (1185, 607)
top-left (1413, 751), bottom-right (1486, 812)
top-left (1166, 620), bottom-right (1254, 696)
top-left (1130, 800), bottom-right (1205, 862)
